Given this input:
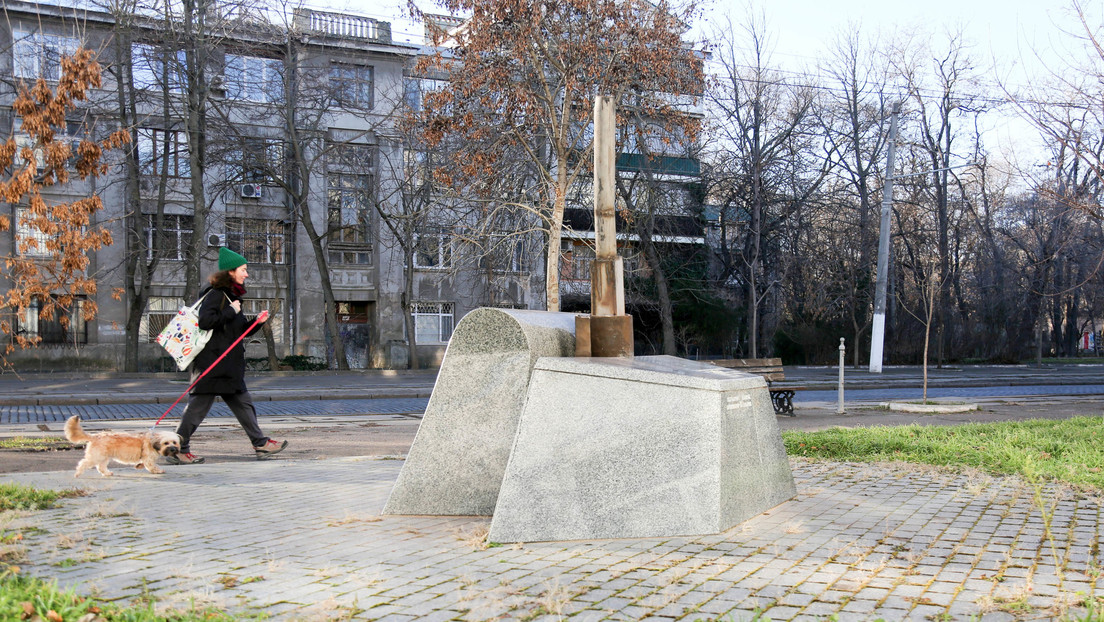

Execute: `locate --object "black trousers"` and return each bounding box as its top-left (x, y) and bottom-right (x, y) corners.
top-left (176, 390), bottom-right (268, 452)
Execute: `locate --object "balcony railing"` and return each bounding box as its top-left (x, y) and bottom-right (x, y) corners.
top-left (294, 9), bottom-right (391, 44)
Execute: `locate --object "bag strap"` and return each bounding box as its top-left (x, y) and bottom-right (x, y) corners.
top-left (188, 290), bottom-right (212, 311)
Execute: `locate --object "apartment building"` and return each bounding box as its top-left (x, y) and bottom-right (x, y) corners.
top-left (0, 0), bottom-right (543, 370)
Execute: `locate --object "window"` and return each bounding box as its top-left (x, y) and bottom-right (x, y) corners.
top-left (226, 218), bottom-right (289, 264)
top-left (336, 301), bottom-right (370, 323)
top-left (330, 63), bottom-right (373, 107)
top-left (561, 242), bottom-right (593, 281)
top-left (225, 54), bottom-right (283, 103)
top-left (137, 129), bottom-right (190, 178)
top-left (403, 76), bottom-right (444, 112)
top-left (414, 227), bottom-right (453, 269)
top-left (131, 43), bottom-right (186, 93)
top-left (13, 30), bottom-right (80, 81)
top-left (16, 297), bottom-right (87, 345)
top-left (327, 142), bottom-right (375, 170)
top-left (230, 138), bottom-right (284, 183)
top-left (15, 207), bottom-right (52, 257)
top-left (145, 214), bottom-right (193, 260)
top-left (327, 173), bottom-right (373, 263)
top-left (412, 302), bottom-right (454, 344)
top-left (13, 122), bottom-right (82, 172)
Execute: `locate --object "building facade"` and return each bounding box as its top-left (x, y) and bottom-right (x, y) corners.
top-left (0, 1), bottom-right (544, 370)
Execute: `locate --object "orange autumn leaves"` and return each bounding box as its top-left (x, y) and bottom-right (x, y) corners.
top-left (0, 48), bottom-right (129, 354)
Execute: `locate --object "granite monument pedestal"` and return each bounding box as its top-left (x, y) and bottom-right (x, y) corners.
top-left (487, 355), bottom-right (796, 542)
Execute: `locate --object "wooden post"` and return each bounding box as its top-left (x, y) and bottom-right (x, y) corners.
top-left (577, 95), bottom-right (633, 357)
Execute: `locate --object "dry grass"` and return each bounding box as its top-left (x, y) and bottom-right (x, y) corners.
top-left (326, 511), bottom-right (383, 527)
top-left (453, 523), bottom-right (491, 550)
top-left (977, 575), bottom-right (1035, 615)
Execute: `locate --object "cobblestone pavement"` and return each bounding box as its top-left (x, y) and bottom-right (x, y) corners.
top-left (0, 397), bottom-right (430, 424)
top-left (5, 457), bottom-right (1102, 621)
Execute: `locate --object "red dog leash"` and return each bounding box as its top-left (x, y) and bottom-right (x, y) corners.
top-left (154, 311), bottom-right (268, 427)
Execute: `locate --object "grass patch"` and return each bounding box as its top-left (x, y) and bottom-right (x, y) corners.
top-left (0, 569), bottom-right (263, 620)
top-left (0, 483), bottom-right (85, 511)
top-left (0, 437), bottom-right (73, 451)
top-left (783, 416), bottom-right (1104, 490)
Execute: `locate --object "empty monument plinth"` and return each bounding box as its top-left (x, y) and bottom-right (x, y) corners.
top-left (488, 355), bottom-right (797, 542)
top-left (382, 308), bottom-right (576, 516)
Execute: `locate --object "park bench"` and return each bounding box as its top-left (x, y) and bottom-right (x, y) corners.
top-left (708, 358), bottom-right (795, 416)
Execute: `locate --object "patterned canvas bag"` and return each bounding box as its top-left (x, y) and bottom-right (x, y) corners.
top-left (156, 292), bottom-right (217, 371)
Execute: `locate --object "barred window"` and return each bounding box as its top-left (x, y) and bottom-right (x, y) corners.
top-left (137, 128), bottom-right (190, 178)
top-left (226, 217), bottom-right (289, 264)
top-left (13, 30), bottom-right (80, 81)
top-left (411, 302), bottom-right (454, 344)
top-left (15, 207), bottom-right (52, 257)
top-left (145, 214), bottom-right (193, 261)
top-left (140, 296), bottom-right (182, 343)
top-left (414, 227), bottom-right (453, 269)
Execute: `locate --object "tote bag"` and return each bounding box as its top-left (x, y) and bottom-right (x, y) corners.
top-left (156, 292), bottom-right (215, 371)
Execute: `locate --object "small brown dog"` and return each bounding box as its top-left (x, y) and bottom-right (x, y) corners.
top-left (64, 416), bottom-right (181, 477)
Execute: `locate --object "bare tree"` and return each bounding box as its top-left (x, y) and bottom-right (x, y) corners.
top-left (705, 11), bottom-right (820, 357)
top-left (816, 24), bottom-right (893, 366)
top-left (410, 0), bottom-right (703, 312)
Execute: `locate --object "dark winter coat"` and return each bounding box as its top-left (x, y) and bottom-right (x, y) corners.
top-left (188, 284), bottom-right (264, 395)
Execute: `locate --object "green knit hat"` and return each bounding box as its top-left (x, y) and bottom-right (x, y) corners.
top-left (218, 247), bottom-right (248, 271)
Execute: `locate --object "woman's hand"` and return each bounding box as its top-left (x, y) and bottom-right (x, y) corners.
top-left (257, 310), bottom-right (270, 323)
top-left (230, 300), bottom-right (242, 314)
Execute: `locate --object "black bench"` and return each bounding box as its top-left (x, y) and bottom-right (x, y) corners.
top-left (708, 358), bottom-right (795, 416)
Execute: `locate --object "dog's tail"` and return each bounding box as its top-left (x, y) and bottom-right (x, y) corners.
top-left (64, 416), bottom-right (92, 444)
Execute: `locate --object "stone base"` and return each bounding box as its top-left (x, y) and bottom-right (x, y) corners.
top-left (382, 308), bottom-right (576, 516)
top-left (488, 355), bottom-right (796, 542)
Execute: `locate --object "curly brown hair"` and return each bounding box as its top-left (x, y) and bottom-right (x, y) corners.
top-left (208, 270), bottom-right (233, 289)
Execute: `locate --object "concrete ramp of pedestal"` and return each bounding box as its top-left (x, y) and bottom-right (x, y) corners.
top-left (382, 308), bottom-right (576, 516)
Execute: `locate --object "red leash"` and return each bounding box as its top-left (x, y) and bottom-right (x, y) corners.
top-left (154, 312), bottom-right (267, 427)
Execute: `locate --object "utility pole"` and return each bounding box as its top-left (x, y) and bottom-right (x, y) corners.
top-left (869, 102), bottom-right (900, 373)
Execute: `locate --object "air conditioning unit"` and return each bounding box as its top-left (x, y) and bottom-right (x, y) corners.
top-left (240, 183), bottom-right (263, 198)
top-left (208, 233), bottom-right (227, 247)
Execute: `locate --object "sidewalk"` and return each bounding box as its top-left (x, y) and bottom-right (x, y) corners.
top-left (4, 365), bottom-right (1104, 620)
top-left (5, 456), bottom-right (1101, 621)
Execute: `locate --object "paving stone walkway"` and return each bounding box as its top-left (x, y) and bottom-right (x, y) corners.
top-left (4, 457), bottom-right (1102, 621)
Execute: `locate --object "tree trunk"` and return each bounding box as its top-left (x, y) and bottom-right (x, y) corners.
top-left (545, 174), bottom-right (566, 312)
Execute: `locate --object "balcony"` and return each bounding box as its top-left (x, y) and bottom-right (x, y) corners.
top-left (294, 9), bottom-right (392, 44)
top-left (615, 152), bottom-right (700, 177)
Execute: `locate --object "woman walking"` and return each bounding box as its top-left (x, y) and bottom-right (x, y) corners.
top-left (167, 247), bottom-right (288, 464)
